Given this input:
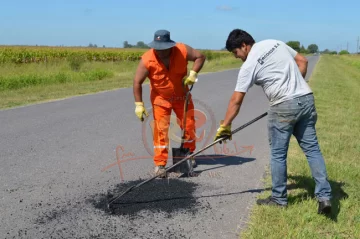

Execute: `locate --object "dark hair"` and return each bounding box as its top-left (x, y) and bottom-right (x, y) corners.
top-left (225, 29), bottom-right (255, 52)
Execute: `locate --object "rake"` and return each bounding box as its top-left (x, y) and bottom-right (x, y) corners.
top-left (107, 112), bottom-right (268, 210)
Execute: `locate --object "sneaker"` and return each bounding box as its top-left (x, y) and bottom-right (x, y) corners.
top-left (256, 196), bottom-right (287, 208)
top-left (318, 200), bottom-right (332, 215)
top-left (154, 166), bottom-right (166, 178)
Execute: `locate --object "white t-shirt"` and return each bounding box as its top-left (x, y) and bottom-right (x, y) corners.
top-left (235, 39), bottom-right (312, 106)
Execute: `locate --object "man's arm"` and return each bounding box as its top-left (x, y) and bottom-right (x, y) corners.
top-left (285, 44), bottom-right (308, 79)
top-left (222, 92), bottom-right (246, 126)
top-left (294, 53), bottom-right (308, 79)
top-left (185, 44), bottom-right (206, 73)
top-left (133, 59), bottom-right (149, 102)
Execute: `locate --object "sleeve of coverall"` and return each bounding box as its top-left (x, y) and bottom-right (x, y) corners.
top-left (285, 44), bottom-right (298, 58)
top-left (234, 68), bottom-right (254, 93)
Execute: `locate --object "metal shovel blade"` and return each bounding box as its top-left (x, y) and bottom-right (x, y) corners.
top-left (169, 147), bottom-right (193, 175)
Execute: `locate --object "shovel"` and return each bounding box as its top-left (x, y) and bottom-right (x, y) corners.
top-left (168, 84), bottom-right (195, 177)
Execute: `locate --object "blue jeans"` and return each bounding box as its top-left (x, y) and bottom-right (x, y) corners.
top-left (268, 93), bottom-right (332, 205)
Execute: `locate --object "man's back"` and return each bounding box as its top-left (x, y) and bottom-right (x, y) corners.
top-left (237, 39), bottom-right (312, 106)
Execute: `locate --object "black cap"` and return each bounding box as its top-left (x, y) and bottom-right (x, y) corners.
top-left (147, 30), bottom-right (176, 50)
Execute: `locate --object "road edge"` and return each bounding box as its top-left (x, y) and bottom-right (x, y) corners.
top-left (0, 68), bottom-right (240, 112)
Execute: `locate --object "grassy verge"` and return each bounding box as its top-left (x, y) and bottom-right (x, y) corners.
top-left (0, 56), bottom-right (240, 109)
top-left (241, 55), bottom-right (360, 239)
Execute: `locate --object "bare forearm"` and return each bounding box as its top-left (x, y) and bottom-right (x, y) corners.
top-left (222, 92), bottom-right (245, 126)
top-left (132, 59), bottom-right (148, 102)
top-left (133, 83), bottom-right (143, 102)
top-left (223, 102), bottom-right (240, 126)
top-left (294, 54), bottom-right (308, 79)
top-left (192, 56), bottom-right (206, 73)
top-left (298, 62), bottom-right (308, 78)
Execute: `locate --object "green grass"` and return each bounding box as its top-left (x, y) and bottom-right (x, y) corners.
top-left (240, 55), bottom-right (360, 239)
top-left (0, 55), bottom-right (241, 109)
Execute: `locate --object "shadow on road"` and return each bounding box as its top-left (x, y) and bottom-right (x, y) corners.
top-left (193, 154), bottom-right (256, 173)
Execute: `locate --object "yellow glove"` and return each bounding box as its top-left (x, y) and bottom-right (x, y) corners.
top-left (183, 70), bottom-right (198, 86)
top-left (213, 121), bottom-right (232, 144)
top-left (134, 102), bottom-right (149, 122)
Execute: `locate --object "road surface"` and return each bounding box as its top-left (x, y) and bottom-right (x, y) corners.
top-left (0, 56), bottom-right (319, 239)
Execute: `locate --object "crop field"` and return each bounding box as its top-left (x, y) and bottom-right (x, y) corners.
top-left (0, 45), bottom-right (239, 109)
top-left (0, 46), bottom-right (229, 64)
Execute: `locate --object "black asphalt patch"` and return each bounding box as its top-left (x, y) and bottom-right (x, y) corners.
top-left (88, 179), bottom-right (200, 217)
top-left (22, 179), bottom-right (203, 239)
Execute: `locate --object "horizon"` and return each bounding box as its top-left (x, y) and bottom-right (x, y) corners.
top-left (1, 0), bottom-right (359, 53)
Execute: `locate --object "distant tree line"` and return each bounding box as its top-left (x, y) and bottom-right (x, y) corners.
top-left (286, 41), bottom-right (319, 54)
top-left (123, 41), bottom-right (150, 49)
top-left (286, 41), bottom-right (350, 55)
top-left (87, 43), bottom-right (106, 48)
top-left (85, 41), bottom-right (150, 49)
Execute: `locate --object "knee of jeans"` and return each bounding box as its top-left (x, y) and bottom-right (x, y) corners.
top-left (271, 148), bottom-right (288, 163)
top-left (301, 141), bottom-right (321, 155)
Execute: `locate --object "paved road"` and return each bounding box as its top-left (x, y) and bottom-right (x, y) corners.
top-left (0, 56), bottom-right (319, 239)
top-left (305, 55), bottom-right (319, 82)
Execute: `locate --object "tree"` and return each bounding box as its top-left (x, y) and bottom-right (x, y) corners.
top-left (286, 41), bottom-right (301, 52)
top-left (339, 50), bottom-right (350, 55)
top-left (123, 41), bottom-right (132, 48)
top-left (300, 45), bottom-right (308, 54)
top-left (307, 44), bottom-right (319, 53)
top-left (136, 41), bottom-right (149, 49)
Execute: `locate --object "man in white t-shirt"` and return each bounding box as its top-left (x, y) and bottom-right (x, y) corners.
top-left (213, 29), bottom-right (332, 215)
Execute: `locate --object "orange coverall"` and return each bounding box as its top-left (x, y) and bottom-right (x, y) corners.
top-left (141, 43), bottom-right (196, 166)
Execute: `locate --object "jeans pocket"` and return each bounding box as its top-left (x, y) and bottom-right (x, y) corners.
top-left (268, 112), bottom-right (296, 140)
top-left (277, 112), bottom-right (297, 123)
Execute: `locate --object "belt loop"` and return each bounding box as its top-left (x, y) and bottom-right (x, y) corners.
top-left (297, 97), bottom-right (301, 106)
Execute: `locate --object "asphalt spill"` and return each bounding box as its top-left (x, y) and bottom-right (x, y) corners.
top-left (10, 178), bottom-right (203, 238)
top-left (87, 178), bottom-right (200, 217)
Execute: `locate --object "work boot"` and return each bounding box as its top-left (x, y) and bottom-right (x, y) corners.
top-left (191, 159), bottom-right (197, 168)
top-left (154, 166), bottom-right (166, 178)
top-left (189, 152), bottom-right (197, 168)
top-left (318, 200), bottom-right (332, 215)
top-left (256, 196), bottom-right (287, 208)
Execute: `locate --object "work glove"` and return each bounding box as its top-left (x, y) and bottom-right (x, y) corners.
top-left (134, 102), bottom-right (149, 122)
top-left (183, 70), bottom-right (198, 86)
top-left (213, 120), bottom-right (232, 144)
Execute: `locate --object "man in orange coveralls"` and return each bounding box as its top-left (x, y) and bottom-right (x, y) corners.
top-left (133, 29), bottom-right (206, 177)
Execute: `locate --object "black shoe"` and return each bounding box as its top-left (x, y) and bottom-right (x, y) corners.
top-left (318, 200), bottom-right (332, 215)
top-left (189, 152), bottom-right (197, 168)
top-left (256, 196), bottom-right (287, 207)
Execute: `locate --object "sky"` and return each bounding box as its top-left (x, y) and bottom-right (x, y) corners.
top-left (1, 0), bottom-right (359, 52)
